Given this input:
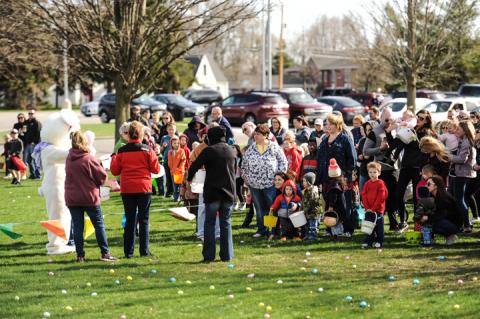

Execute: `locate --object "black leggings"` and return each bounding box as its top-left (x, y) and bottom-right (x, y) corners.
top-left (235, 177), bottom-right (245, 203)
top-left (380, 169), bottom-right (399, 228)
top-left (396, 167), bottom-right (421, 223)
top-left (466, 175), bottom-right (480, 219)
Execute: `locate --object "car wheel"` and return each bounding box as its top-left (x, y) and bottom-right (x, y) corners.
top-left (244, 113), bottom-right (256, 124)
top-left (99, 111), bottom-right (110, 123)
top-left (84, 114), bottom-right (91, 117)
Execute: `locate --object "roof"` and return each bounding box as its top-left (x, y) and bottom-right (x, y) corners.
top-left (184, 54), bottom-right (227, 82)
top-left (308, 53), bottom-right (358, 71)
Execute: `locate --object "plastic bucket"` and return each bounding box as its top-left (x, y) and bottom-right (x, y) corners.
top-left (264, 214), bottom-right (278, 228)
top-left (289, 211), bottom-right (307, 227)
top-left (361, 211), bottom-right (377, 235)
top-left (323, 211), bottom-right (338, 227)
top-left (405, 231), bottom-right (422, 245)
top-left (173, 173), bottom-right (184, 184)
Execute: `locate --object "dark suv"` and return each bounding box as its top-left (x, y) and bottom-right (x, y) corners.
top-left (204, 93), bottom-right (289, 125)
top-left (98, 94), bottom-right (166, 123)
top-left (253, 89), bottom-right (332, 124)
top-left (183, 89), bottom-right (222, 105)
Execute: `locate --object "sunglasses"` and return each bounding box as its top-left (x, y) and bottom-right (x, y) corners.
top-left (417, 116), bottom-right (426, 121)
top-left (162, 117), bottom-right (170, 120)
top-left (28, 113), bottom-right (34, 115)
top-left (427, 182), bottom-right (435, 186)
top-left (17, 117), bottom-right (24, 120)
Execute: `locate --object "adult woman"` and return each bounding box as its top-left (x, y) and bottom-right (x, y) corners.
top-left (111, 121), bottom-right (161, 258)
top-left (451, 120), bottom-right (477, 232)
top-left (426, 175), bottom-right (460, 244)
top-left (363, 107), bottom-right (399, 230)
top-left (242, 124), bottom-right (288, 237)
top-left (395, 110), bottom-right (435, 232)
top-left (419, 136), bottom-right (451, 181)
top-left (317, 113), bottom-right (356, 235)
top-left (184, 116), bottom-right (206, 150)
top-left (357, 121), bottom-right (376, 191)
top-left (270, 117), bottom-right (287, 146)
top-left (159, 111), bottom-right (177, 140)
top-left (65, 131), bottom-right (116, 262)
top-left (293, 115), bottom-right (311, 145)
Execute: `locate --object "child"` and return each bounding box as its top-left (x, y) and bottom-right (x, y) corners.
top-left (5, 129), bottom-right (24, 185)
top-left (351, 115), bottom-right (365, 146)
top-left (232, 144), bottom-right (245, 210)
top-left (2, 134), bottom-right (13, 179)
top-left (302, 172), bottom-right (323, 240)
top-left (299, 137), bottom-right (318, 182)
top-left (395, 110), bottom-right (417, 129)
top-left (270, 180), bottom-right (302, 240)
top-left (383, 110), bottom-right (417, 164)
top-left (414, 187), bottom-right (436, 246)
top-left (161, 123), bottom-right (177, 197)
top-left (361, 162), bottom-right (388, 248)
top-left (324, 159), bottom-right (350, 237)
top-left (179, 134), bottom-right (191, 169)
top-left (167, 135), bottom-right (186, 202)
top-left (438, 120), bottom-right (459, 153)
top-left (416, 165), bottom-right (437, 200)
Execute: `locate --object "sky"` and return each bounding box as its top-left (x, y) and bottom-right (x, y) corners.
top-left (266, 0), bottom-right (373, 40)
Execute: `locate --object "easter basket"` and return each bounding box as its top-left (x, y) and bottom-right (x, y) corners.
top-left (264, 211), bottom-right (278, 228)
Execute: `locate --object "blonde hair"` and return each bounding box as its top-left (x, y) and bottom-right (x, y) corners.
top-left (367, 161), bottom-right (382, 172)
top-left (458, 120), bottom-right (476, 145)
top-left (300, 143), bottom-right (309, 157)
top-left (71, 131), bottom-right (90, 153)
top-left (419, 136), bottom-right (450, 163)
top-left (353, 114), bottom-right (365, 124)
top-left (284, 131), bottom-right (296, 143)
top-left (128, 121), bottom-right (144, 140)
top-left (326, 113), bottom-right (344, 131)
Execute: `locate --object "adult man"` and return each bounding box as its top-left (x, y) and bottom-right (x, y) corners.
top-left (211, 107), bottom-right (234, 142)
top-left (369, 107), bottom-right (381, 124)
top-left (241, 121), bottom-right (256, 146)
top-left (188, 126), bottom-right (235, 262)
top-left (24, 109), bottom-right (42, 179)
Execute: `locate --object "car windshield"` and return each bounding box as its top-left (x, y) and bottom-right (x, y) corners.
top-left (388, 102), bottom-right (407, 112)
top-left (135, 95), bottom-right (157, 103)
top-left (289, 93), bottom-right (315, 104)
top-left (425, 101), bottom-right (451, 112)
top-left (170, 95), bottom-right (191, 104)
top-left (337, 98), bottom-right (361, 107)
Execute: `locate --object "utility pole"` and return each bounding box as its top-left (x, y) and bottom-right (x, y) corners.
top-left (278, 2), bottom-right (284, 90)
top-left (63, 39), bottom-right (71, 109)
top-left (261, 0), bottom-right (266, 90)
top-left (266, 0), bottom-right (272, 90)
top-left (302, 26), bottom-right (306, 91)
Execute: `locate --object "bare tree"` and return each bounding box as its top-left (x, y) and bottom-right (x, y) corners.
top-left (30, 0), bottom-right (258, 139)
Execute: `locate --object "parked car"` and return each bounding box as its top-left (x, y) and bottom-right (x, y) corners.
top-left (423, 98), bottom-right (480, 123)
top-left (316, 96), bottom-right (365, 124)
top-left (347, 92), bottom-right (378, 108)
top-left (458, 84), bottom-right (480, 97)
top-left (183, 89), bottom-right (222, 105)
top-left (380, 98), bottom-right (432, 119)
top-left (204, 92), bottom-right (289, 125)
top-left (98, 93), bottom-right (167, 123)
top-left (153, 94), bottom-right (205, 121)
top-left (252, 88), bottom-right (333, 124)
top-left (318, 88), bottom-right (352, 97)
top-left (391, 89), bottom-right (446, 100)
top-left (80, 96), bottom-right (101, 117)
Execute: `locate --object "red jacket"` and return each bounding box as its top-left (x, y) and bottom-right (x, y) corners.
top-left (65, 148), bottom-right (107, 206)
top-left (110, 140), bottom-right (160, 194)
top-left (283, 146), bottom-right (302, 180)
top-left (361, 179), bottom-right (388, 214)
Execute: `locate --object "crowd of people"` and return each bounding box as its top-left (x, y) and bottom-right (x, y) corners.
top-left (4, 104), bottom-right (480, 262)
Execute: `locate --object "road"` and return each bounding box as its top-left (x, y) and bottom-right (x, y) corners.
top-left (0, 110), bottom-right (247, 158)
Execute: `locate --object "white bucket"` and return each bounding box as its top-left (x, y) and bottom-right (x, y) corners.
top-left (191, 169), bottom-right (206, 193)
top-left (100, 186), bottom-right (110, 201)
top-left (151, 165), bottom-right (165, 178)
top-left (361, 212), bottom-right (377, 235)
top-left (289, 211), bottom-right (307, 228)
top-left (169, 207), bottom-right (196, 221)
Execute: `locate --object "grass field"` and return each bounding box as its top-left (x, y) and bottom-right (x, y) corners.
top-left (1, 178), bottom-right (480, 319)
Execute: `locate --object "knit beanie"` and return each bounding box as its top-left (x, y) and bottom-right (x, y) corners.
top-left (303, 172), bottom-right (316, 186)
top-left (328, 158), bottom-right (341, 178)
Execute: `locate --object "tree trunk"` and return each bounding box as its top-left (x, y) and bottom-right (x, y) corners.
top-left (406, 69), bottom-right (416, 113)
top-left (114, 77), bottom-right (131, 142)
top-left (407, 0), bottom-right (417, 113)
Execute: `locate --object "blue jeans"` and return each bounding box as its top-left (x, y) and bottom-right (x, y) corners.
top-left (364, 214), bottom-right (384, 246)
top-left (359, 175), bottom-right (368, 193)
top-left (122, 194), bottom-right (151, 257)
top-left (453, 177), bottom-right (471, 228)
top-left (164, 163), bottom-right (173, 195)
top-left (197, 192), bottom-right (219, 238)
top-left (173, 183), bottom-right (181, 201)
top-left (203, 200), bottom-right (234, 261)
top-left (68, 206), bottom-right (109, 257)
top-left (24, 143), bottom-right (39, 178)
top-left (305, 218), bottom-right (319, 240)
top-left (250, 185), bottom-right (277, 235)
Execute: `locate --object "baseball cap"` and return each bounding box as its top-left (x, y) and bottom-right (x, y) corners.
top-left (314, 118), bottom-right (323, 125)
top-left (10, 129), bottom-right (18, 134)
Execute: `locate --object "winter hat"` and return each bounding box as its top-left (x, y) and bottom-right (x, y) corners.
top-left (303, 172), bottom-right (316, 186)
top-left (328, 158), bottom-right (341, 178)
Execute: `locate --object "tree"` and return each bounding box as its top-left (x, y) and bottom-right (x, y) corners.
top-left (152, 60), bottom-right (195, 93)
top-left (31, 0), bottom-right (258, 139)
top-left (272, 52), bottom-right (294, 75)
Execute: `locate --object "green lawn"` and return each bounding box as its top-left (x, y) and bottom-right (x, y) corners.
top-left (1, 179), bottom-right (479, 318)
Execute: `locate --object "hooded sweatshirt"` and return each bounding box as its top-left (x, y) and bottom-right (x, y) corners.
top-left (65, 148), bottom-right (107, 206)
top-left (187, 126), bottom-right (236, 204)
top-left (271, 180), bottom-right (302, 214)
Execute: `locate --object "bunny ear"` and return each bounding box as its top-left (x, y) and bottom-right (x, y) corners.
top-left (59, 109), bottom-right (80, 132)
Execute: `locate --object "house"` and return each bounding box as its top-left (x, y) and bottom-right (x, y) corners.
top-left (307, 51), bottom-right (359, 93)
top-left (184, 54), bottom-right (229, 99)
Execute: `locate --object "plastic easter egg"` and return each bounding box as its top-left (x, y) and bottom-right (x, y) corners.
top-left (266, 305), bottom-right (272, 312)
top-left (186, 280), bottom-right (192, 284)
top-left (48, 272), bottom-right (54, 276)
top-left (305, 251), bottom-right (311, 257)
top-left (14, 296), bottom-right (20, 301)
top-left (247, 273), bottom-right (256, 278)
top-left (43, 311), bottom-right (51, 318)
top-left (277, 279), bottom-right (283, 284)
top-left (150, 269), bottom-right (157, 274)
top-left (86, 282), bottom-right (91, 287)
top-left (412, 278), bottom-right (420, 285)
top-left (438, 256), bottom-right (446, 261)
top-left (228, 294), bottom-right (234, 299)
top-left (109, 269), bottom-right (115, 274)
top-left (61, 289), bottom-right (67, 294)
top-left (119, 315), bottom-right (127, 319)
top-left (388, 275), bottom-right (396, 281)
top-left (457, 279), bottom-right (464, 285)
top-left (65, 306), bottom-right (73, 311)
top-left (126, 276), bottom-right (133, 281)
top-left (345, 296), bottom-right (353, 302)
top-left (177, 290), bottom-right (184, 295)
top-left (264, 314), bottom-right (270, 319)
top-left (359, 301), bottom-right (368, 308)
top-left (454, 304), bottom-right (460, 309)
top-left (317, 287), bottom-right (324, 292)
top-left (246, 287), bottom-right (252, 292)
top-left (448, 291), bottom-right (454, 296)
top-left (169, 277), bottom-right (177, 283)
top-left (115, 280), bottom-right (120, 285)
top-left (311, 268), bottom-right (318, 274)
top-left (258, 302), bottom-right (265, 307)
top-left (352, 264), bottom-right (357, 269)
top-left (209, 285), bottom-right (215, 290)
top-left (91, 292), bottom-right (97, 296)
top-left (227, 264), bottom-right (235, 269)
top-left (473, 277), bottom-right (478, 281)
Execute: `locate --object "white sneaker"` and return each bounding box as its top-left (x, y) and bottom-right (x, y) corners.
top-left (21, 175), bottom-right (27, 180)
top-left (252, 233), bottom-right (263, 238)
top-left (361, 243), bottom-right (369, 249)
top-left (373, 242), bottom-right (382, 248)
top-left (446, 234), bottom-right (458, 245)
top-left (3, 174), bottom-right (13, 180)
top-left (339, 232), bottom-right (351, 238)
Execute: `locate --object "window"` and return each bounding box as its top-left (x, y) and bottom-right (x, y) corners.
top-left (222, 96), bottom-right (235, 105)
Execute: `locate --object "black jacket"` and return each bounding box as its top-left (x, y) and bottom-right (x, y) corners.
top-left (24, 118), bottom-right (41, 144)
top-left (434, 193), bottom-right (462, 227)
top-left (188, 127), bottom-right (236, 204)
